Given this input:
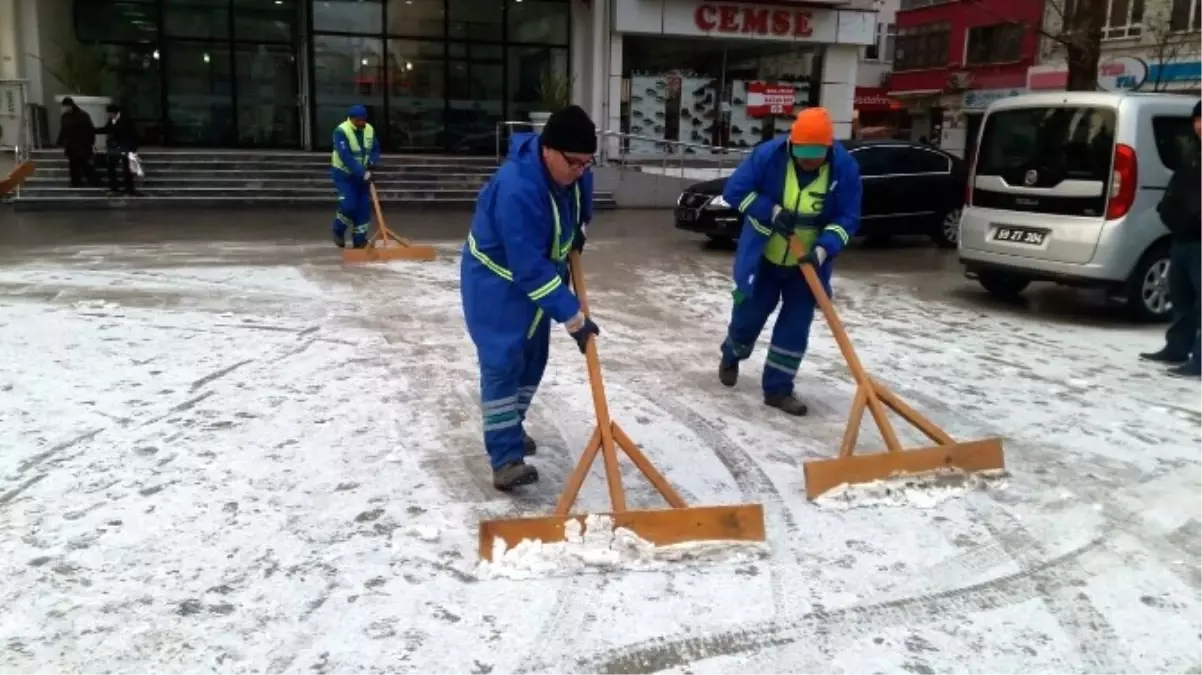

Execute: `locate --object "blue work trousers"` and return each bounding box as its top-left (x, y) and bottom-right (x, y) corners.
top-left (332, 173), bottom-right (371, 246)
top-left (478, 315), bottom-right (551, 469)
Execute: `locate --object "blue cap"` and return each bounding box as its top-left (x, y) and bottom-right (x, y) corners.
top-left (790, 143), bottom-right (828, 160)
top-left (348, 104), bottom-right (367, 120)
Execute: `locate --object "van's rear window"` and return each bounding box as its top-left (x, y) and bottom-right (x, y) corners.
top-left (976, 106), bottom-right (1117, 184)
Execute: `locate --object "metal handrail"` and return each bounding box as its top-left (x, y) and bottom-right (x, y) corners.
top-left (494, 120), bottom-right (750, 179)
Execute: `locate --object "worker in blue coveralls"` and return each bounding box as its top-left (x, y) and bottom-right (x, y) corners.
top-left (460, 105), bottom-right (600, 490)
top-left (330, 104), bottom-right (381, 248)
top-left (718, 106), bottom-right (862, 416)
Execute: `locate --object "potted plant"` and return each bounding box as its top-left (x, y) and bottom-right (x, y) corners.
top-left (30, 40), bottom-right (113, 152)
top-left (530, 68), bottom-right (573, 130)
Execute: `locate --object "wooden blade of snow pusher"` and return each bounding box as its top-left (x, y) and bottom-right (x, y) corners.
top-left (0, 161), bottom-right (35, 197)
top-left (477, 252), bottom-right (766, 561)
top-left (787, 237), bottom-right (1005, 500)
top-left (342, 183), bottom-right (437, 263)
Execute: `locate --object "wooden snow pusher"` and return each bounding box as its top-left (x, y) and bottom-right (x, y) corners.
top-left (0, 161), bottom-right (35, 197)
top-left (342, 183), bottom-right (437, 263)
top-left (478, 252), bottom-right (766, 561)
top-left (788, 238), bottom-right (1006, 500)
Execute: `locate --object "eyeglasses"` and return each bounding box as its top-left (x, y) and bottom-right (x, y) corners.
top-left (559, 150), bottom-right (594, 169)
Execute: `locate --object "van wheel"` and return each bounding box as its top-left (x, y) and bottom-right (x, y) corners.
top-left (930, 207), bottom-right (962, 249)
top-left (1125, 245), bottom-right (1173, 322)
top-left (977, 270), bottom-right (1031, 299)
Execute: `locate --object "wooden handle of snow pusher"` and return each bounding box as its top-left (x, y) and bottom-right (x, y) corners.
top-left (368, 181), bottom-right (411, 245)
top-left (788, 237), bottom-right (903, 453)
top-left (566, 251), bottom-right (628, 511)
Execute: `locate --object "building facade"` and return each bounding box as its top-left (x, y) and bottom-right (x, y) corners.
top-left (1029, 0), bottom-right (1201, 96)
top-left (0, 0), bottom-right (876, 155)
top-left (852, 0), bottom-right (906, 136)
top-left (885, 0), bottom-right (1042, 157)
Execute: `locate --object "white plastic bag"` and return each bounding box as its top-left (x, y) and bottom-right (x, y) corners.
top-left (126, 151), bottom-right (145, 178)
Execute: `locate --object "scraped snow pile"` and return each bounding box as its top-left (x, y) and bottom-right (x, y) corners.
top-left (815, 468), bottom-right (1009, 511)
top-left (476, 513), bottom-right (769, 580)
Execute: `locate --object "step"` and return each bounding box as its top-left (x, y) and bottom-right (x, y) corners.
top-left (27, 152), bottom-right (502, 167)
top-left (27, 167), bottom-right (498, 180)
top-left (15, 186), bottom-right (491, 199)
top-left (11, 193), bottom-right (618, 211)
top-left (19, 178), bottom-right (491, 190)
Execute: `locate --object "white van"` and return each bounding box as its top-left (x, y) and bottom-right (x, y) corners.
top-left (958, 92), bottom-right (1199, 321)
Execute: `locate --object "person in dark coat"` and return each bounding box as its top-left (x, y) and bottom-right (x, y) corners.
top-left (57, 97), bottom-right (100, 187)
top-left (96, 103), bottom-right (139, 195)
top-left (1141, 101), bottom-right (1202, 378)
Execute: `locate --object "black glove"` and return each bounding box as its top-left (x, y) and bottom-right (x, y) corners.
top-left (770, 208), bottom-right (798, 235)
top-left (572, 222), bottom-right (588, 254)
top-left (799, 245), bottom-right (829, 268)
top-left (569, 316), bottom-right (600, 354)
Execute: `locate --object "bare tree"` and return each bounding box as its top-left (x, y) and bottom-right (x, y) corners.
top-left (1143, 5), bottom-right (1201, 91)
top-left (966, 0), bottom-right (1105, 90)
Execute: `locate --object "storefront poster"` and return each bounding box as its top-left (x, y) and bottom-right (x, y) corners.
top-left (746, 82), bottom-right (795, 117)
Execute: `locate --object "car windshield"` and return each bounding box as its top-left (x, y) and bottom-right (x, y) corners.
top-left (976, 106), bottom-right (1116, 183)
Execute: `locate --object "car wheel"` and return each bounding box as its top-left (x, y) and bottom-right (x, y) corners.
top-left (930, 207), bottom-right (962, 249)
top-left (1124, 244), bottom-right (1173, 322)
top-left (977, 270), bottom-right (1030, 299)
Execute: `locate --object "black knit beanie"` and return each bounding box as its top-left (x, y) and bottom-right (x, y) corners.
top-left (540, 105), bottom-right (597, 155)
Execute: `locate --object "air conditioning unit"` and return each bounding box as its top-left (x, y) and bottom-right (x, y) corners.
top-left (945, 71), bottom-right (973, 91)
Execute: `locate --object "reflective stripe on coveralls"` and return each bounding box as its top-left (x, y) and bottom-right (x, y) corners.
top-left (465, 185), bottom-right (580, 339)
top-left (330, 119), bottom-right (375, 172)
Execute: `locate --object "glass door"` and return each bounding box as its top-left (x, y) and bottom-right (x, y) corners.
top-left (446, 42), bottom-right (504, 154)
top-left (164, 41), bottom-right (236, 145)
top-left (234, 43), bottom-right (301, 147)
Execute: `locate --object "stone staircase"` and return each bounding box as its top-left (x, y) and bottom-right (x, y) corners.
top-left (10, 149), bottom-right (618, 211)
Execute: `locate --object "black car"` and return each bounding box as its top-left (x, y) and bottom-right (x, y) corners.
top-left (674, 140), bottom-right (968, 249)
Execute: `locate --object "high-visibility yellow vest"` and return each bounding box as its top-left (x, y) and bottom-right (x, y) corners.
top-left (763, 162), bottom-right (829, 266)
top-left (331, 119), bottom-right (375, 172)
top-left (467, 186), bottom-right (580, 337)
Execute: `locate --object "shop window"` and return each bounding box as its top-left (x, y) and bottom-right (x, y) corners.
top-left (386, 0), bottom-right (446, 39)
top-left (1169, 0), bottom-right (1201, 31)
top-left (894, 22), bottom-right (950, 71)
top-left (447, 58), bottom-right (504, 152)
top-left (311, 34), bottom-right (386, 148)
top-left (75, 0), bottom-right (159, 43)
top-left (964, 23), bottom-right (1023, 65)
top-left (508, 0), bottom-right (569, 45)
top-left (385, 39), bottom-right (446, 150)
top-left (507, 45), bottom-right (569, 121)
top-left (99, 43), bottom-right (164, 144)
top-left (233, 0), bottom-right (301, 43)
top-left (448, 0), bottom-right (504, 40)
top-left (164, 0), bottom-right (230, 39)
top-left (312, 0), bottom-right (383, 34)
top-left (164, 41), bottom-right (235, 145)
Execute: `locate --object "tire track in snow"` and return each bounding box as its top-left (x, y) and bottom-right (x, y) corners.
top-left (571, 535), bottom-right (1106, 674)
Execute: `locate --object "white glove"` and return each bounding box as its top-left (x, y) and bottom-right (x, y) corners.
top-left (363, 170), bottom-right (372, 182)
top-left (564, 311), bottom-right (586, 333)
top-left (805, 246), bottom-right (828, 267)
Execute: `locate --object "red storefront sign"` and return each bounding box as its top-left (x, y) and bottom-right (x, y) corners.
top-left (854, 87), bottom-right (901, 112)
top-left (693, 4), bottom-right (813, 37)
top-left (746, 82), bottom-right (796, 117)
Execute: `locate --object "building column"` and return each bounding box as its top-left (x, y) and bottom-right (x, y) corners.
top-left (0, 0), bottom-right (19, 80)
top-left (819, 43), bottom-right (859, 140)
top-left (605, 33), bottom-right (621, 157)
top-left (570, 0), bottom-right (591, 109)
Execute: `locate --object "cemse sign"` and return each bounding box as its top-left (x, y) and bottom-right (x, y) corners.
top-left (694, 4), bottom-right (814, 37)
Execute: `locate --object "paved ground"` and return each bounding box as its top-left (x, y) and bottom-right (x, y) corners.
top-left (0, 208), bottom-right (1199, 673)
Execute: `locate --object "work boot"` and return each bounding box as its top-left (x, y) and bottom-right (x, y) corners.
top-left (719, 360), bottom-right (739, 387)
top-left (764, 392), bottom-right (808, 416)
top-left (492, 460), bottom-right (538, 491)
top-left (522, 433), bottom-right (537, 456)
top-left (1140, 349), bottom-right (1188, 364)
top-left (1166, 363), bottom-right (1201, 378)
top-left (332, 232), bottom-right (346, 248)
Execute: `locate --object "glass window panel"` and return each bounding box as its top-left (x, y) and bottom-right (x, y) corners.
top-left (448, 0), bottom-right (504, 40)
top-left (312, 35), bottom-right (386, 149)
top-left (447, 59), bottom-right (503, 152)
top-left (386, 0), bottom-right (446, 38)
top-left (165, 41), bottom-right (236, 144)
top-left (98, 43), bottom-right (164, 145)
top-left (75, 0), bottom-right (159, 43)
top-left (312, 0), bottom-right (383, 33)
top-left (508, 0), bottom-right (568, 44)
top-left (449, 42), bottom-right (503, 59)
top-left (233, 0), bottom-right (301, 42)
top-left (235, 43), bottom-right (301, 146)
top-left (165, 0), bottom-right (230, 39)
top-left (507, 45), bottom-right (568, 121)
top-left (387, 39), bottom-right (445, 150)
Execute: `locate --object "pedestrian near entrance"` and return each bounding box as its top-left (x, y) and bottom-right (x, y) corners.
top-left (1141, 101), bottom-right (1201, 379)
top-left (718, 106), bottom-right (862, 415)
top-left (56, 97), bottom-right (100, 187)
top-left (460, 104), bottom-right (599, 491)
top-left (97, 104), bottom-right (139, 195)
top-left (329, 105), bottom-right (381, 249)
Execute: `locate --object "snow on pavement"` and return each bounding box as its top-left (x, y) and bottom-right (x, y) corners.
top-left (0, 240), bottom-right (1198, 674)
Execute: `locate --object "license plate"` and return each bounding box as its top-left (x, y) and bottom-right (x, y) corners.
top-left (992, 226), bottom-right (1046, 245)
top-left (678, 209), bottom-right (696, 222)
